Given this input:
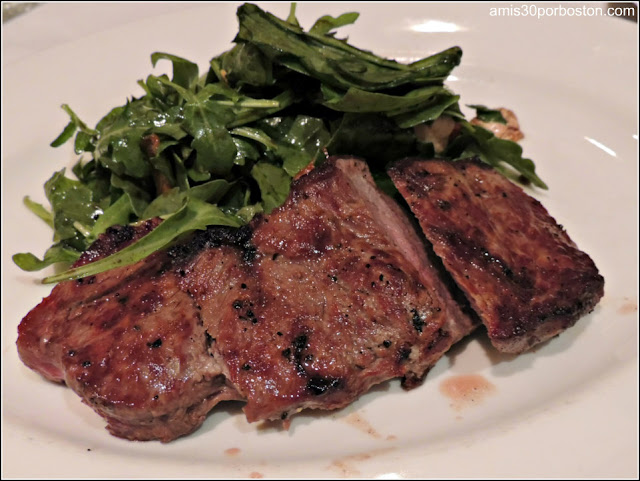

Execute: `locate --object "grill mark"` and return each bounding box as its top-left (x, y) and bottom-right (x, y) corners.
top-left (167, 225), bottom-right (253, 263)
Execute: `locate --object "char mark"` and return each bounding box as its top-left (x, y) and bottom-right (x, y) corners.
top-left (411, 308), bottom-right (424, 333)
top-left (307, 376), bottom-right (342, 396)
top-left (291, 334), bottom-right (309, 374)
top-left (167, 225), bottom-right (254, 263)
top-left (105, 224), bottom-right (136, 246)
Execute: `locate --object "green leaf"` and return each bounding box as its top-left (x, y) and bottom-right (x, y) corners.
top-left (231, 126), bottom-right (277, 150)
top-left (187, 168), bottom-right (212, 183)
top-left (50, 104), bottom-right (97, 147)
top-left (219, 43), bottom-right (274, 87)
top-left (62, 104), bottom-right (97, 135)
top-left (142, 180), bottom-right (232, 219)
top-left (390, 94), bottom-right (460, 129)
top-left (44, 170), bottom-right (102, 242)
top-left (149, 153), bottom-right (177, 187)
top-left (188, 121), bottom-right (237, 176)
top-left (467, 104), bottom-right (507, 124)
top-left (13, 243), bottom-right (81, 272)
top-left (151, 52), bottom-right (199, 90)
top-left (258, 116), bottom-right (330, 176)
top-left (235, 3), bottom-right (461, 92)
top-left (74, 131), bottom-right (95, 153)
top-left (226, 90), bottom-right (296, 128)
top-left (88, 193), bottom-right (135, 241)
top-left (142, 188), bottom-right (186, 218)
top-left (327, 113), bottom-right (417, 167)
top-left (174, 90), bottom-right (237, 176)
top-left (23, 196), bottom-right (53, 228)
top-left (189, 179), bottom-right (233, 203)
top-left (451, 121), bottom-right (547, 189)
top-left (309, 12), bottom-right (359, 35)
top-left (93, 100), bottom-right (156, 178)
top-left (71, 159), bottom-right (111, 204)
top-left (321, 85), bottom-right (446, 113)
top-left (110, 173), bottom-right (152, 217)
top-left (371, 171), bottom-right (398, 198)
top-left (147, 105), bottom-right (188, 140)
top-left (320, 85), bottom-right (460, 127)
top-left (43, 197), bottom-right (242, 283)
top-left (251, 163), bottom-right (291, 213)
top-left (235, 203), bottom-right (264, 223)
top-left (232, 136), bottom-right (261, 166)
top-left (50, 120), bottom-right (78, 148)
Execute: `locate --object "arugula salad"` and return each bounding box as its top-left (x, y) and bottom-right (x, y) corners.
top-left (13, 3), bottom-right (546, 284)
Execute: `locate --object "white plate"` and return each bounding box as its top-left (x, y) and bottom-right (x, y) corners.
top-left (2, 2), bottom-right (638, 478)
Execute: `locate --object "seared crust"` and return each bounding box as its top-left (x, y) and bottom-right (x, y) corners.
top-left (388, 157), bottom-right (604, 353)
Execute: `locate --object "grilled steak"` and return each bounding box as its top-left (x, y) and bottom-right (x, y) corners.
top-left (17, 156), bottom-right (476, 441)
top-left (388, 157), bottom-right (604, 353)
top-left (17, 219), bottom-right (244, 441)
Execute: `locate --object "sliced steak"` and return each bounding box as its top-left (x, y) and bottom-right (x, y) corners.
top-left (17, 218), bottom-right (164, 383)
top-left (186, 157), bottom-right (476, 423)
top-left (388, 157), bottom-right (604, 353)
top-left (17, 156), bottom-right (476, 441)
top-left (17, 219), bottom-right (244, 442)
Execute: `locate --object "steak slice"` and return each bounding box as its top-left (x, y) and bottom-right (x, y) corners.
top-left (17, 156), bottom-right (476, 441)
top-left (183, 156), bottom-right (477, 423)
top-left (17, 220), bottom-right (244, 442)
top-left (388, 157), bottom-right (604, 353)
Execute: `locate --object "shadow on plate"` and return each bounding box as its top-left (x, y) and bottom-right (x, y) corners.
top-left (445, 307), bottom-right (596, 377)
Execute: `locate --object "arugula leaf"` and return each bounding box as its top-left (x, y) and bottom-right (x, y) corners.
top-left (151, 52), bottom-right (199, 90)
top-left (309, 12), bottom-right (359, 35)
top-left (184, 100), bottom-right (237, 177)
top-left (13, 244), bottom-right (81, 272)
top-left (219, 43), bottom-right (274, 87)
top-left (322, 85), bottom-right (442, 112)
top-left (251, 163), bottom-right (291, 213)
top-left (446, 121), bottom-right (547, 189)
top-left (50, 104), bottom-right (98, 147)
top-left (43, 197), bottom-right (242, 284)
top-left (321, 84), bottom-right (460, 128)
top-left (467, 104), bottom-right (507, 124)
top-left (142, 180), bottom-right (232, 218)
top-left (235, 3), bottom-right (462, 91)
top-left (23, 196), bottom-right (54, 229)
top-left (109, 173), bottom-right (152, 217)
top-left (257, 116), bottom-right (330, 176)
top-left (88, 193), bottom-right (135, 242)
top-left (44, 170), bottom-right (102, 242)
top-left (50, 121), bottom-right (78, 148)
top-left (91, 101), bottom-right (157, 178)
top-left (327, 113), bottom-right (418, 166)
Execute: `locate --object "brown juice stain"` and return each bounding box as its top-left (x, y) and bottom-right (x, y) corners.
top-left (224, 447), bottom-right (241, 457)
top-left (249, 472), bottom-right (263, 479)
top-left (618, 298), bottom-right (638, 315)
top-left (341, 412), bottom-right (382, 439)
top-left (439, 374), bottom-right (496, 411)
top-left (386, 434), bottom-right (397, 441)
top-left (329, 447), bottom-right (396, 477)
